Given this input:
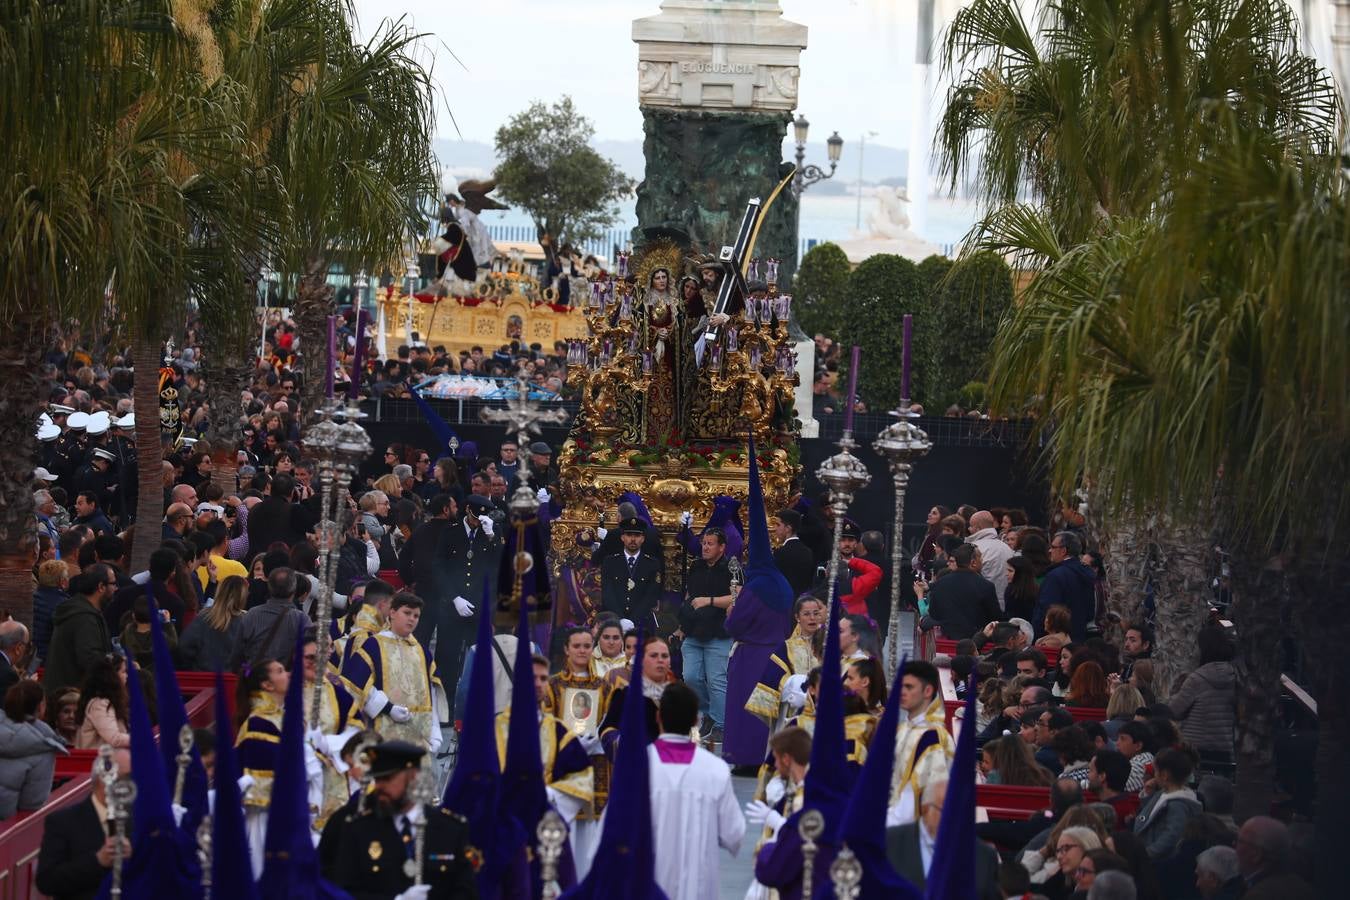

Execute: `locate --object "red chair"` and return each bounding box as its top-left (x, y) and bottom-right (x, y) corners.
top-left (935, 637), bottom-right (960, 656)
top-left (1065, 705), bottom-right (1107, 722)
top-left (976, 784), bottom-right (1103, 820)
top-left (378, 569), bottom-right (405, 590)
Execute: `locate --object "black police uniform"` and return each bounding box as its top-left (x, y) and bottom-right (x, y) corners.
top-left (333, 800), bottom-right (479, 899)
top-left (599, 518), bottom-right (663, 622)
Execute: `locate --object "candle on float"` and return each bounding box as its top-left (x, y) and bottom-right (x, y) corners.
top-left (901, 314), bottom-right (913, 402)
top-left (325, 315), bottom-right (336, 399)
top-left (844, 344), bottom-right (861, 432)
top-left (348, 309), bottom-right (366, 400)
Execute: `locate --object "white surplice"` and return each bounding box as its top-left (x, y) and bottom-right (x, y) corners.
top-left (647, 735), bottom-right (746, 900)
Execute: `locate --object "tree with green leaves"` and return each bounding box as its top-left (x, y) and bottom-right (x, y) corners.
top-left (494, 96), bottom-right (634, 246)
top-left (792, 242), bottom-right (851, 338)
top-left (917, 252), bottom-right (1013, 411)
top-left (837, 254), bottom-right (926, 413)
top-left (934, 0), bottom-right (1344, 863)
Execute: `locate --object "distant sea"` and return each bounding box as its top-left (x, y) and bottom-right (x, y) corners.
top-left (472, 190), bottom-right (982, 256)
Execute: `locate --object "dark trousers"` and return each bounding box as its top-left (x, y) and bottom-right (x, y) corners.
top-left (414, 596), bottom-right (474, 719)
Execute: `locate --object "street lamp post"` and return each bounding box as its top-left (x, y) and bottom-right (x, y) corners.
top-left (790, 114), bottom-right (843, 198)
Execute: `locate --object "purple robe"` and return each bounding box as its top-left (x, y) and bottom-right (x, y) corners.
top-left (722, 583), bottom-right (793, 765)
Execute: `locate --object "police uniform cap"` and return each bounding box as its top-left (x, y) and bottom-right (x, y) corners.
top-left (465, 494), bottom-right (493, 514)
top-left (620, 517), bottom-right (646, 535)
top-left (840, 518), bottom-right (861, 540)
top-left (366, 740), bottom-right (426, 778)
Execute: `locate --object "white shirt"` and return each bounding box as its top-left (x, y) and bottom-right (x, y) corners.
top-left (967, 527), bottom-right (1015, 606)
top-left (647, 736), bottom-right (746, 900)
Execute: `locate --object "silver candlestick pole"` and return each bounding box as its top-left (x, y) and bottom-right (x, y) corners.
top-left (305, 395), bottom-right (372, 725)
top-left (537, 809), bottom-right (568, 900)
top-left (798, 808), bottom-right (825, 900)
top-left (98, 745), bottom-right (136, 900)
top-left (873, 411), bottom-right (932, 681)
top-left (830, 844), bottom-right (863, 898)
top-left (406, 762), bottom-right (439, 885)
top-left (197, 815), bottom-right (214, 900)
top-left (173, 723), bottom-right (194, 807)
top-left (480, 373), bottom-right (570, 517)
top-left (815, 432), bottom-right (871, 604)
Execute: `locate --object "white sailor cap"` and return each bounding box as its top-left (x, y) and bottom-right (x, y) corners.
top-left (113, 413), bottom-right (136, 429)
top-left (92, 447), bottom-right (117, 462)
top-left (49, 404), bottom-right (75, 416)
top-left (86, 411), bottom-right (110, 436)
top-left (67, 411), bottom-right (90, 431)
top-left (37, 423), bottom-right (61, 441)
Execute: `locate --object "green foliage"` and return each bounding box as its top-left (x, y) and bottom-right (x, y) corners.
top-left (494, 96), bottom-right (634, 246)
top-left (922, 251), bottom-right (1015, 409)
top-left (792, 242), bottom-right (851, 337)
top-left (838, 254), bottom-right (926, 412)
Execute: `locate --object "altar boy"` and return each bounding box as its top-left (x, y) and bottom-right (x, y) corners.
top-left (341, 592), bottom-right (445, 753)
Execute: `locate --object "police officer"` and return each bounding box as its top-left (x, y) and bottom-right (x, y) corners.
top-left (422, 495), bottom-right (500, 707)
top-left (600, 517), bottom-right (663, 623)
top-left (333, 740), bottom-right (479, 899)
top-left (109, 413), bottom-right (138, 525)
top-left (72, 447), bottom-right (118, 514)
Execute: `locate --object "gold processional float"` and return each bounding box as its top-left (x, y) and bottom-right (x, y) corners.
top-left (383, 180), bottom-right (804, 590)
top-left (554, 186), bottom-right (804, 586)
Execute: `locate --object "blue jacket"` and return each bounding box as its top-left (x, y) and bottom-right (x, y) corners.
top-left (31, 586), bottom-right (69, 663)
top-left (1034, 557), bottom-right (1097, 640)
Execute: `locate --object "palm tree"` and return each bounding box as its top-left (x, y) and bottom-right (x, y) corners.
top-left (934, 0), bottom-right (1345, 856)
top-left (0, 0), bottom-right (198, 614)
top-left (267, 4), bottom-right (439, 414)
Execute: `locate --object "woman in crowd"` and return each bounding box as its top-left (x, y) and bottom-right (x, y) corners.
top-left (47, 688), bottom-right (81, 745)
top-left (1037, 605), bottom-right (1074, 651)
top-left (179, 574), bottom-right (249, 671)
top-left (839, 614), bottom-right (878, 663)
top-left (1019, 530), bottom-right (1053, 578)
top-left (1001, 508), bottom-right (1029, 533)
top-left (1070, 849), bottom-right (1131, 899)
top-left (1024, 812), bottom-right (1109, 900)
top-left (843, 658), bottom-right (887, 714)
top-left (1067, 660), bottom-right (1112, 708)
top-left (982, 734), bottom-right (1054, 787)
top-left (1003, 555), bottom-right (1040, 622)
top-left (1103, 684), bottom-right (1146, 741)
top-left (31, 559), bottom-right (69, 666)
top-left (0, 681), bottom-right (65, 819)
top-left (423, 457), bottom-right (464, 504)
top-left (1168, 626), bottom-right (1237, 761)
top-left (74, 654), bottom-right (130, 749)
top-left (1131, 659), bottom-right (1158, 705)
top-left (1133, 747), bottom-right (1204, 859)
top-left (357, 489), bottom-right (398, 570)
top-left (915, 505), bottom-right (952, 571)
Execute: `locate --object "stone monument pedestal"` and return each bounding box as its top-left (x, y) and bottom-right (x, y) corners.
top-left (632, 0), bottom-right (817, 436)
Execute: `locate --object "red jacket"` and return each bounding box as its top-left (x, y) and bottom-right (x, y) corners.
top-left (841, 556), bottom-right (882, 617)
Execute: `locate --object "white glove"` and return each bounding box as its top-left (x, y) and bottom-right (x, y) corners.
top-left (744, 800), bottom-right (784, 832)
top-left (679, 510), bottom-right (693, 528)
top-left (171, 803), bottom-right (187, 827)
top-left (479, 517), bottom-right (494, 537)
top-left (782, 674), bottom-right (809, 711)
top-left (536, 488), bottom-right (551, 504)
top-left (394, 887), bottom-right (431, 900)
top-left (237, 773), bottom-right (256, 800)
top-left (596, 527), bottom-right (608, 540)
top-left (764, 776), bottom-right (787, 807)
top-left (619, 618), bottom-right (635, 633)
top-left (579, 732), bottom-right (603, 755)
top-left (306, 727), bottom-right (327, 754)
top-left (452, 596), bottom-right (474, 617)
top-left (389, 705), bottom-right (412, 723)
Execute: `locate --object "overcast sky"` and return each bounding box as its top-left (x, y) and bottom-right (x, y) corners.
top-left (352, 0), bottom-right (928, 149)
